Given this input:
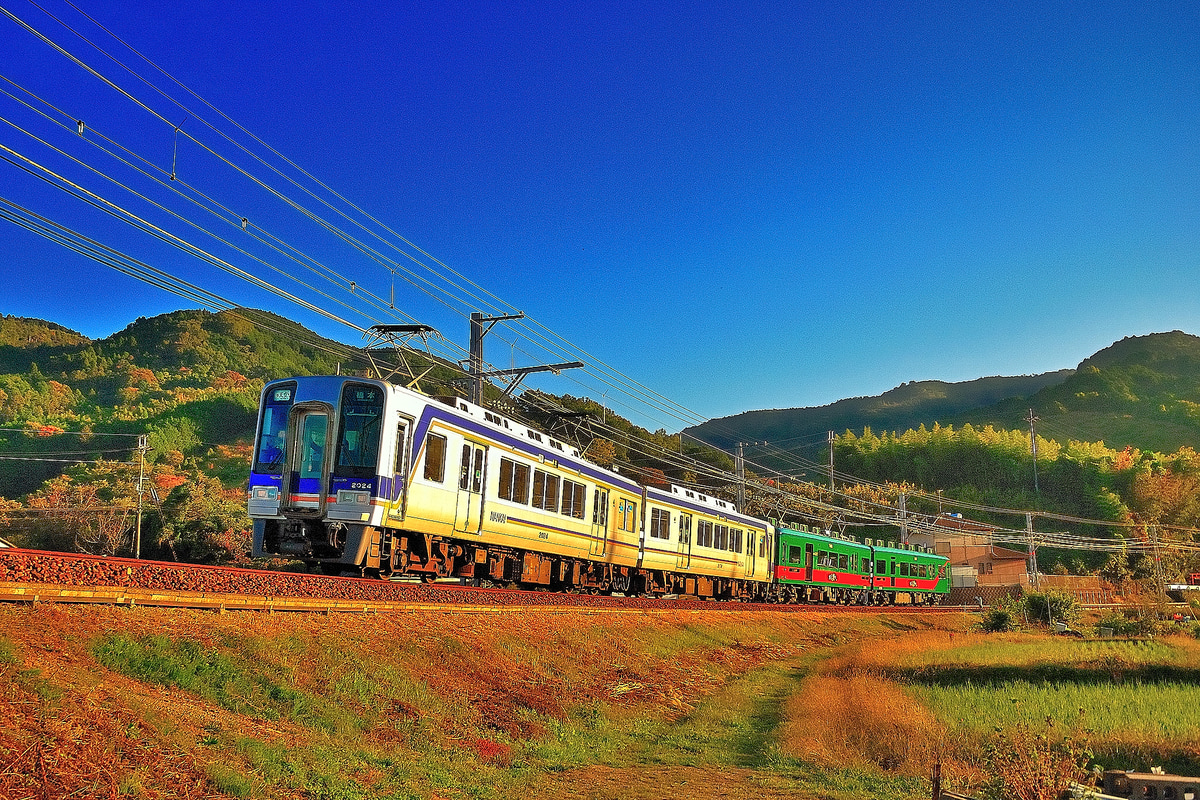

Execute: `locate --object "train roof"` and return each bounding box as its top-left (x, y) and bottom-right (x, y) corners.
top-left (871, 540), bottom-right (945, 559)
top-left (778, 525), bottom-right (870, 549)
top-left (778, 525), bottom-right (943, 557)
top-left (431, 393), bottom-right (583, 459)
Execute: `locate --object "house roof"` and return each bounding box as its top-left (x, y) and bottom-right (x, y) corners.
top-left (931, 513), bottom-right (996, 533)
top-left (990, 546), bottom-right (1030, 561)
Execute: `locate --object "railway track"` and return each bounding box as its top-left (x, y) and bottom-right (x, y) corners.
top-left (0, 548), bottom-right (970, 615)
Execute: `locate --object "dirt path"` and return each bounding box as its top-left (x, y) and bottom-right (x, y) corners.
top-left (532, 657), bottom-right (820, 800)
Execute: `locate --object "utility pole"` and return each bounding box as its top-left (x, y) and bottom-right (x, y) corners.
top-left (1027, 513), bottom-right (1036, 587)
top-left (827, 430), bottom-right (835, 493)
top-left (467, 311), bottom-right (582, 407)
top-left (899, 492), bottom-right (908, 545)
top-left (469, 312), bottom-right (524, 405)
top-left (135, 434), bottom-right (148, 559)
top-left (735, 442), bottom-right (745, 512)
top-left (1152, 524), bottom-right (1165, 598)
top-left (1026, 408), bottom-right (1040, 501)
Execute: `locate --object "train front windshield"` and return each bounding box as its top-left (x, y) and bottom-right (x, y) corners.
top-left (336, 383), bottom-right (384, 475)
top-left (255, 383), bottom-right (295, 474)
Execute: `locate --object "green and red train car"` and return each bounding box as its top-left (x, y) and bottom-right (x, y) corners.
top-left (775, 525), bottom-right (949, 605)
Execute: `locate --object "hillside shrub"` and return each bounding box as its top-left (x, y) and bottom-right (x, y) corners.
top-left (1094, 610), bottom-right (1149, 637)
top-left (980, 598), bottom-right (1022, 633)
top-left (979, 715), bottom-right (1092, 800)
top-left (1024, 591), bottom-right (1081, 627)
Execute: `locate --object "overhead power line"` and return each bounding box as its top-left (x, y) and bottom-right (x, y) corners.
top-left (1, 1), bottom-right (1195, 558)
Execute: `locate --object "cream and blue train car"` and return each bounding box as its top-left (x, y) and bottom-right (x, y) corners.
top-left (638, 485), bottom-right (773, 599)
top-left (250, 375), bottom-right (773, 598)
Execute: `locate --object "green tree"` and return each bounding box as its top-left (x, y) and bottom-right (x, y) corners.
top-left (157, 472), bottom-right (252, 564)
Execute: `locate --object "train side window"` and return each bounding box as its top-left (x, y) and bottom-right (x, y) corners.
top-left (714, 524), bottom-right (728, 550)
top-left (513, 462), bottom-right (530, 504)
top-left (650, 508), bottom-right (670, 539)
top-left (471, 448), bottom-right (485, 492)
top-left (459, 444), bottom-right (472, 490)
top-left (679, 513), bottom-right (692, 544)
top-left (499, 458), bottom-right (530, 504)
top-left (876, 559), bottom-right (885, 574)
top-left (393, 421), bottom-right (409, 476)
top-left (561, 480), bottom-right (585, 519)
top-left (758, 533), bottom-right (766, 558)
top-left (619, 500), bottom-right (638, 532)
top-left (730, 528), bottom-right (742, 553)
top-left (533, 469), bottom-right (560, 511)
top-left (839, 554), bottom-right (848, 570)
top-left (423, 434), bottom-right (447, 483)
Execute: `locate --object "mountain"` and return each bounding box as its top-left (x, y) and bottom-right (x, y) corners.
top-left (0, 308), bottom-right (363, 497)
top-left (970, 331), bottom-right (1200, 452)
top-left (685, 371), bottom-right (1073, 458)
top-left (686, 330), bottom-right (1200, 470)
top-left (0, 316), bottom-right (89, 373)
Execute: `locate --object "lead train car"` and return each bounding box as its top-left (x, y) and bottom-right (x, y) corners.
top-left (249, 376), bottom-right (773, 599)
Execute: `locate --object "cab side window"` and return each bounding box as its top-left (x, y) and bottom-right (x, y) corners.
top-left (423, 434), bottom-right (447, 483)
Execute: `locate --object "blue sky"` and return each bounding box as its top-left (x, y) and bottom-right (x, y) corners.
top-left (1, 1), bottom-right (1198, 430)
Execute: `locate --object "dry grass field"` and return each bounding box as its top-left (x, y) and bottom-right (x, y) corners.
top-left (1, 603), bottom-right (1194, 800)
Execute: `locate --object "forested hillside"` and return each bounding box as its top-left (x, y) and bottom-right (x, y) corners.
top-left (0, 309), bottom-right (737, 563)
top-left (685, 371), bottom-right (1073, 463)
top-left (2, 310), bottom-right (1197, 580)
top-left (971, 331), bottom-right (1200, 452)
top-left (0, 309), bottom-right (355, 498)
top-left (690, 331), bottom-right (1200, 471)
top-left (0, 309), bottom-right (374, 561)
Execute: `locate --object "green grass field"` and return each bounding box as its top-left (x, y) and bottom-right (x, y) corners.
top-left (894, 635), bottom-right (1200, 776)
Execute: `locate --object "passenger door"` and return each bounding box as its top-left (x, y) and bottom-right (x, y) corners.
top-left (676, 513), bottom-right (692, 569)
top-left (388, 419), bottom-right (411, 521)
top-left (454, 442), bottom-right (487, 535)
top-left (590, 488), bottom-right (610, 557)
top-left (285, 406), bottom-right (331, 514)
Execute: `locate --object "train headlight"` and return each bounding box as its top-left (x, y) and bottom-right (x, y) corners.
top-left (336, 490), bottom-right (371, 505)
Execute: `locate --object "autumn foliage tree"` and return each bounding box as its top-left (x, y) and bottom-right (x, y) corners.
top-left (24, 469), bottom-right (132, 556)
